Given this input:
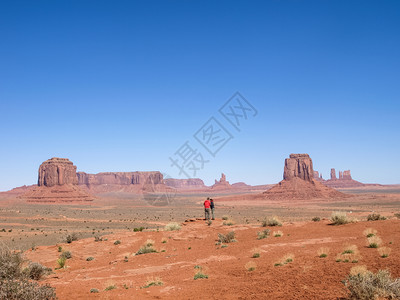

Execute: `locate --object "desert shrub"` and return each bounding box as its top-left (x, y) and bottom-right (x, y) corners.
top-left (142, 277), bottom-right (163, 288)
top-left (222, 215), bottom-right (229, 220)
top-left (367, 236), bottom-right (382, 248)
top-left (245, 261), bottom-right (256, 271)
top-left (394, 213), bottom-right (400, 219)
top-left (312, 217), bottom-right (321, 222)
top-left (164, 222), bottom-right (181, 231)
top-left (94, 236), bottom-right (103, 242)
top-left (90, 288), bottom-right (99, 293)
top-left (0, 279), bottom-right (56, 299)
top-left (86, 257), bottom-right (94, 261)
top-left (105, 285), bottom-right (116, 291)
top-left (367, 213), bottom-right (386, 221)
top-left (252, 252), bottom-right (260, 258)
top-left (57, 246), bottom-right (62, 252)
top-left (60, 251), bottom-right (72, 259)
top-left (25, 263), bottom-right (51, 280)
top-left (217, 231), bottom-right (236, 243)
top-left (56, 257), bottom-right (66, 269)
top-left (330, 212), bottom-right (349, 225)
top-left (65, 233), bottom-right (78, 243)
top-left (261, 216), bottom-right (282, 227)
top-left (273, 230), bottom-right (283, 237)
top-left (378, 247), bottom-right (391, 258)
top-left (363, 228), bottom-right (377, 238)
top-left (134, 227), bottom-right (145, 232)
top-left (257, 229), bottom-right (270, 240)
top-left (344, 269), bottom-right (400, 299)
top-left (114, 240), bottom-right (121, 245)
top-left (136, 243), bottom-right (157, 255)
top-left (223, 219), bottom-right (235, 226)
top-left (194, 271), bottom-right (208, 280)
top-left (317, 247), bottom-right (329, 258)
top-left (0, 247), bottom-right (24, 280)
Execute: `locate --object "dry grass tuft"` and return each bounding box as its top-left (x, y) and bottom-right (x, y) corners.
top-left (378, 247), bottom-right (391, 258)
top-left (367, 236), bottom-right (382, 248)
top-left (262, 216), bottom-right (282, 227)
top-left (363, 228), bottom-right (377, 238)
top-left (164, 222), bottom-right (181, 231)
top-left (245, 261), bottom-right (256, 271)
top-left (273, 230), bottom-right (283, 237)
top-left (317, 247), bottom-right (330, 258)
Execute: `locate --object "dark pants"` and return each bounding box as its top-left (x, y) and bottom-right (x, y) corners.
top-left (205, 208), bottom-right (210, 220)
top-left (211, 208), bottom-right (215, 220)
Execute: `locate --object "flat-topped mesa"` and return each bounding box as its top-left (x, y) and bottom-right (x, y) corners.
top-left (38, 158), bottom-right (78, 187)
top-left (283, 153), bottom-right (314, 182)
top-left (77, 172), bottom-right (163, 186)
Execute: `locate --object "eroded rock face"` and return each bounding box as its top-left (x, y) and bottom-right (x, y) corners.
top-left (283, 154), bottom-right (314, 182)
top-left (38, 158), bottom-right (78, 187)
top-left (343, 170), bottom-right (352, 180)
top-left (164, 178), bottom-right (205, 189)
top-left (77, 172), bottom-right (163, 186)
top-left (330, 168), bottom-right (337, 180)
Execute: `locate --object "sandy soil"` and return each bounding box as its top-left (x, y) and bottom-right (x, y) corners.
top-left (24, 218), bottom-right (400, 299)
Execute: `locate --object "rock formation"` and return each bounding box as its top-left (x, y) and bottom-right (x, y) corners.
top-left (38, 158), bottom-right (78, 187)
top-left (164, 178), bottom-right (206, 189)
top-left (263, 154), bottom-right (345, 199)
top-left (211, 173), bottom-right (232, 190)
top-left (330, 168), bottom-right (337, 180)
top-left (283, 154), bottom-right (313, 182)
top-left (343, 170), bottom-right (352, 180)
top-left (22, 158), bottom-right (93, 203)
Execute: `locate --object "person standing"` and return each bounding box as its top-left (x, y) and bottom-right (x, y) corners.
top-left (210, 198), bottom-right (215, 220)
top-left (204, 197), bottom-right (211, 220)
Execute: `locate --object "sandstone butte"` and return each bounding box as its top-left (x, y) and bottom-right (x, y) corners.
top-left (21, 158), bottom-right (94, 203)
top-left (262, 154), bottom-right (346, 199)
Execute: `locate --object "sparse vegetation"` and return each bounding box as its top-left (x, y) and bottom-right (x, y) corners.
top-left (217, 231), bottom-right (236, 243)
top-left (394, 213), bottom-right (400, 219)
top-left (94, 236), bottom-right (103, 242)
top-left (378, 247), bottom-right (391, 258)
top-left (312, 216), bottom-right (321, 222)
top-left (257, 229), bottom-right (270, 240)
top-left (56, 256), bottom-right (66, 269)
top-left (330, 212), bottom-right (349, 225)
top-left (142, 277), bottom-right (163, 288)
top-left (317, 247), bottom-right (329, 258)
top-left (164, 222), bottom-right (181, 231)
top-left (367, 213), bottom-right (386, 221)
top-left (60, 250), bottom-right (72, 259)
top-left (261, 216), bottom-right (282, 227)
top-left (337, 245), bottom-right (360, 263)
top-left (363, 228), bottom-right (377, 238)
top-left (136, 240), bottom-right (157, 255)
top-left (65, 233), bottom-right (78, 243)
top-left (0, 246), bottom-right (56, 299)
top-left (367, 236), bottom-right (382, 248)
top-left (114, 240), bottom-right (121, 245)
top-left (344, 269), bottom-right (400, 299)
top-left (274, 253), bottom-right (294, 266)
top-left (86, 257), bottom-right (94, 261)
top-left (223, 219), bottom-right (235, 226)
top-left (245, 261), bottom-right (256, 271)
top-left (90, 288), bottom-right (99, 293)
top-left (194, 271), bottom-right (208, 280)
top-left (222, 215), bottom-right (229, 220)
top-left (134, 227), bottom-right (145, 232)
top-left (273, 230), bottom-right (283, 237)
top-left (105, 285), bottom-right (116, 291)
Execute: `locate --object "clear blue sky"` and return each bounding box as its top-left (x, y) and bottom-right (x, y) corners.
top-left (1, 0), bottom-right (399, 191)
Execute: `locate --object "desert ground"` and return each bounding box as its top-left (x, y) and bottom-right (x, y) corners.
top-left (1, 186), bottom-right (400, 299)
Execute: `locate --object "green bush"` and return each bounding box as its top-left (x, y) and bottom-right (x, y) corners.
top-left (114, 240), bottom-right (121, 245)
top-left (0, 279), bottom-right (56, 299)
top-left (194, 272), bottom-right (208, 280)
top-left (105, 285), bottom-right (116, 291)
top-left (86, 257), bottom-right (94, 261)
top-left (344, 269), bottom-right (400, 299)
top-left (312, 217), bottom-right (321, 222)
top-left (60, 251), bottom-right (72, 259)
top-left (56, 257), bottom-right (66, 269)
top-left (90, 288), bottom-right (99, 293)
top-left (134, 227), bottom-right (145, 232)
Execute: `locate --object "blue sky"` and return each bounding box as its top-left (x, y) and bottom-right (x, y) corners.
top-left (0, 0), bottom-right (399, 191)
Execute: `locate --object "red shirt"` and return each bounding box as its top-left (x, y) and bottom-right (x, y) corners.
top-left (204, 200), bottom-right (211, 208)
